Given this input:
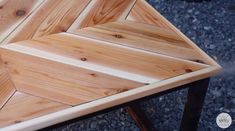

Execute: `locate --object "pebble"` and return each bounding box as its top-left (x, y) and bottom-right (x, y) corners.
top-left (204, 26), bottom-right (211, 30)
top-left (211, 89), bottom-right (222, 97)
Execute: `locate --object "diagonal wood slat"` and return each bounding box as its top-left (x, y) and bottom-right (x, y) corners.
top-left (0, 0), bottom-right (45, 43)
top-left (2, 0), bottom-right (90, 44)
top-left (69, 21), bottom-right (209, 63)
top-left (0, 0), bottom-right (221, 129)
top-left (127, 0), bottom-right (172, 30)
top-left (0, 92), bottom-right (70, 128)
top-left (0, 45), bottom-right (143, 105)
top-left (68, 0), bottom-right (136, 30)
top-left (3, 33), bottom-right (208, 80)
top-left (0, 63), bottom-right (15, 109)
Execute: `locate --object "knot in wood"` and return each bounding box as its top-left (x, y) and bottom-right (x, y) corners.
top-left (113, 34), bottom-right (123, 39)
top-left (16, 10), bottom-right (26, 16)
top-left (193, 59), bottom-right (205, 64)
top-left (185, 69), bottom-right (193, 73)
top-left (80, 57), bottom-right (87, 61)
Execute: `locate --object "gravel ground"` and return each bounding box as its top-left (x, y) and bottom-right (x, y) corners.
top-left (48, 0), bottom-right (235, 130)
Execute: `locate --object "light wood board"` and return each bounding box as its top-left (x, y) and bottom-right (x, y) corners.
top-left (0, 60), bottom-right (15, 109)
top-left (69, 21), bottom-right (209, 63)
top-left (126, 0), bottom-right (172, 30)
top-left (0, 0), bottom-right (44, 43)
top-left (0, 0), bottom-right (221, 130)
top-left (68, 0), bottom-right (136, 30)
top-left (2, 0), bottom-right (90, 44)
top-left (0, 43), bottom-right (143, 105)
top-left (0, 92), bottom-right (70, 128)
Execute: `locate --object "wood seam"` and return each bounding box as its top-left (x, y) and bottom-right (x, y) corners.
top-left (0, 0), bottom-right (46, 44)
top-left (0, 66), bottom-right (221, 131)
top-left (65, 32), bottom-right (211, 67)
top-left (0, 89), bottom-right (16, 111)
top-left (1, 44), bottom-right (158, 83)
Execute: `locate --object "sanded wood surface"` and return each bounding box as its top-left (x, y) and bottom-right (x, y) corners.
top-left (68, 0), bottom-right (136, 30)
top-left (2, 0), bottom-right (90, 44)
top-left (127, 0), bottom-right (172, 30)
top-left (70, 21), bottom-right (209, 63)
top-left (0, 92), bottom-right (70, 128)
top-left (11, 33), bottom-right (208, 80)
top-left (0, 61), bottom-right (15, 109)
top-left (0, 0), bottom-right (221, 129)
top-left (0, 44), bottom-right (143, 105)
top-left (0, 0), bottom-right (44, 43)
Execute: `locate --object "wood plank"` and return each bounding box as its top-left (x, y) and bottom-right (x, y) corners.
top-left (126, 0), bottom-right (172, 30)
top-left (127, 0), bottom-right (218, 66)
top-left (0, 60), bottom-right (15, 109)
top-left (0, 0), bottom-right (44, 43)
top-left (0, 47), bottom-right (143, 105)
top-left (0, 92), bottom-right (70, 128)
top-left (0, 66), bottom-right (221, 131)
top-left (2, 0), bottom-right (90, 44)
top-left (70, 21), bottom-right (209, 63)
top-left (91, 21), bottom-right (191, 48)
top-left (68, 0), bottom-right (136, 30)
top-left (6, 33), bottom-right (208, 81)
top-left (0, 0), bottom-right (222, 130)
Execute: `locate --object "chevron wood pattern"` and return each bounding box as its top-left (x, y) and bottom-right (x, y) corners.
top-left (0, 0), bottom-right (221, 129)
top-left (0, 92), bottom-right (70, 127)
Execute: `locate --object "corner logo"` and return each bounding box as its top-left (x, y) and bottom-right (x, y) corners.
top-left (216, 113), bottom-right (232, 129)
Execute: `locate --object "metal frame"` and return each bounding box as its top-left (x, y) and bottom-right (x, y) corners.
top-left (40, 78), bottom-right (210, 131)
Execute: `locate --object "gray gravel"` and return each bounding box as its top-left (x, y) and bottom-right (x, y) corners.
top-left (47, 0), bottom-right (235, 130)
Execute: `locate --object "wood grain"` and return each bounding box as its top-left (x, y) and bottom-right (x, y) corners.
top-left (126, 0), bottom-right (217, 65)
top-left (126, 0), bottom-right (172, 30)
top-left (68, 0), bottom-right (136, 30)
top-left (0, 66), bottom-right (222, 131)
top-left (0, 0), bottom-right (222, 129)
top-left (0, 60), bottom-right (15, 109)
top-left (0, 46), bottom-right (143, 105)
top-left (0, 92), bottom-right (70, 128)
top-left (8, 33), bottom-right (208, 81)
top-left (70, 21), bottom-right (209, 63)
top-left (0, 0), bottom-right (44, 43)
top-left (2, 0), bottom-right (90, 44)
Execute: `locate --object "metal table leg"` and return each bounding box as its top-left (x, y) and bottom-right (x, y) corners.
top-left (180, 78), bottom-right (210, 131)
top-left (126, 103), bottom-right (156, 131)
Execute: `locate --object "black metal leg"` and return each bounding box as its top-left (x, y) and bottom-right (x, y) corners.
top-left (180, 78), bottom-right (210, 131)
top-left (126, 103), bottom-right (156, 131)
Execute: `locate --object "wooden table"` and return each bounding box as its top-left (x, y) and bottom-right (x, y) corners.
top-left (0, 0), bottom-right (221, 130)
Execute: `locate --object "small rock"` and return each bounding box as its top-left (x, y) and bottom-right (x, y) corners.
top-left (204, 26), bottom-right (211, 30)
top-left (121, 122), bottom-right (125, 126)
top-left (195, 11), bottom-right (200, 15)
top-left (164, 108), bottom-right (170, 112)
top-left (90, 121), bottom-right (97, 129)
top-left (208, 44), bottom-right (216, 49)
top-left (187, 9), bottom-right (193, 13)
top-left (211, 90), bottom-right (222, 97)
top-left (159, 97), bottom-right (164, 101)
top-left (224, 109), bottom-right (231, 113)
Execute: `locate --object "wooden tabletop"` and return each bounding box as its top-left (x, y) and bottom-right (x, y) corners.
top-left (0, 0), bottom-right (221, 130)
